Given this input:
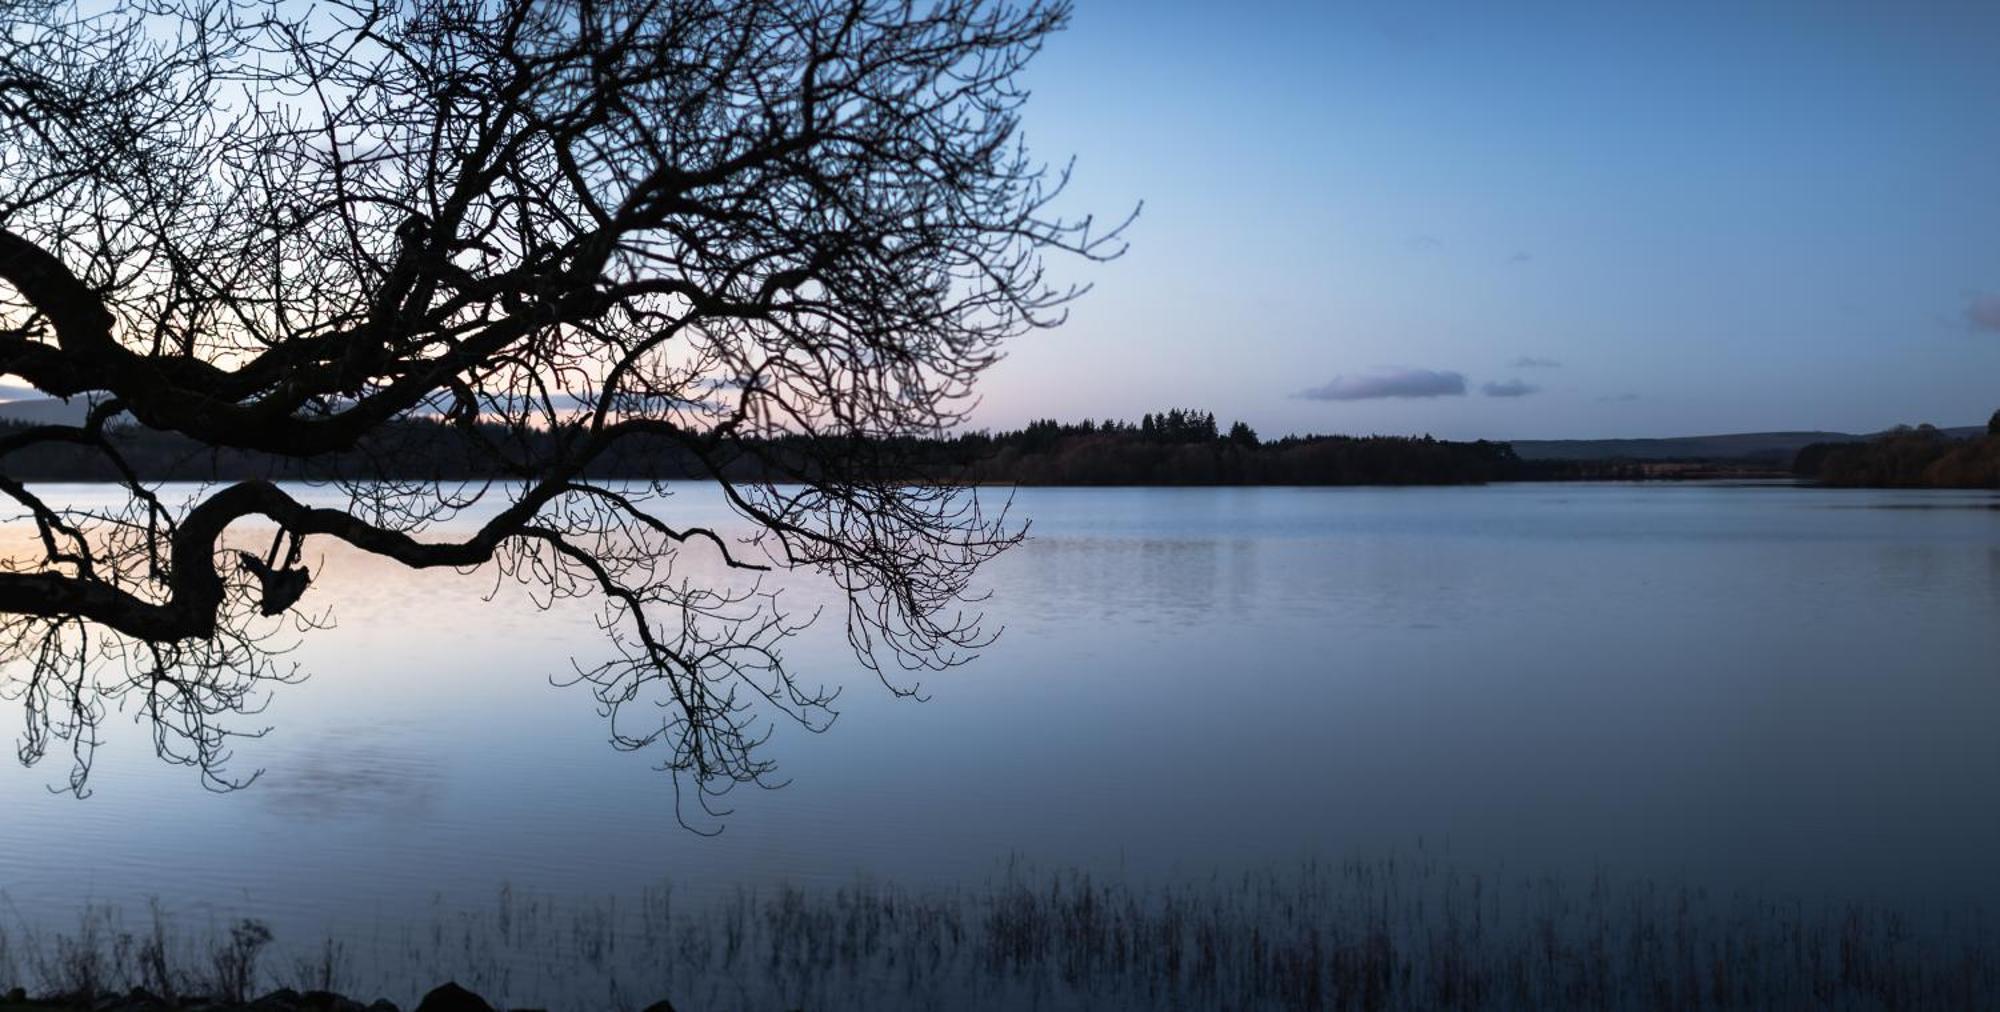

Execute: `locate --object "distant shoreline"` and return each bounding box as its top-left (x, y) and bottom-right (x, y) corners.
top-left (3, 406), bottom-right (1993, 490)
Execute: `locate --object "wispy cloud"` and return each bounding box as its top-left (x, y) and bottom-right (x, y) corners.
top-left (1507, 251), bottom-right (1533, 264)
top-left (1510, 356), bottom-right (1561, 368)
top-left (1481, 379), bottom-right (1539, 398)
top-left (1968, 295), bottom-right (2000, 333)
top-left (1596, 392), bottom-right (1641, 403)
top-left (1298, 368), bottom-right (1466, 401)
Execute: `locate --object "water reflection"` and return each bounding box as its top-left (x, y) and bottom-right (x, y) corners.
top-left (0, 481), bottom-right (1996, 992)
top-left (259, 725), bottom-right (443, 821)
top-left (1015, 536), bottom-right (1225, 625)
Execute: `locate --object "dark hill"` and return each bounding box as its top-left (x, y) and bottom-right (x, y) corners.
top-left (1511, 427), bottom-right (1985, 463)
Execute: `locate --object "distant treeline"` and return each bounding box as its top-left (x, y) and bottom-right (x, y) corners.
top-left (1793, 413), bottom-right (2000, 489)
top-left (942, 410), bottom-right (1524, 485)
top-left (31, 404), bottom-right (1975, 489)
top-left (1, 407), bottom-right (1536, 486)
top-left (0, 416), bottom-right (723, 483)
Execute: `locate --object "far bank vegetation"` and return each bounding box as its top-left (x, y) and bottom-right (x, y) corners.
top-left (1794, 412), bottom-right (2000, 489)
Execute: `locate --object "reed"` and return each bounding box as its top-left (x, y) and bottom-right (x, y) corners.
top-left (2, 853), bottom-right (1991, 1011)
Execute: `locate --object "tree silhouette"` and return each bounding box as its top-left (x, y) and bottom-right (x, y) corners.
top-left (0, 0), bottom-right (1124, 811)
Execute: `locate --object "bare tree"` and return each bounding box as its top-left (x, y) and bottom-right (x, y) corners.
top-left (0, 0), bottom-right (1125, 815)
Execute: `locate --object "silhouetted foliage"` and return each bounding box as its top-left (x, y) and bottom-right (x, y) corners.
top-left (1794, 422), bottom-right (2000, 488)
top-left (0, 0), bottom-right (1125, 810)
top-left (1132, 408), bottom-right (1217, 444)
top-left (9, 411), bottom-right (1521, 486)
top-left (946, 416), bottom-right (1519, 485)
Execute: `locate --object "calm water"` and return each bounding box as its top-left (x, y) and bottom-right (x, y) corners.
top-left (2, 482), bottom-right (1998, 993)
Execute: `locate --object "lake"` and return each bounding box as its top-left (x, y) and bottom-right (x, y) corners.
top-left (2, 481), bottom-right (1997, 1007)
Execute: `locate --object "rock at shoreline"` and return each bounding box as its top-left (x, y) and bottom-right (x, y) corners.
top-left (411, 984), bottom-right (490, 1012)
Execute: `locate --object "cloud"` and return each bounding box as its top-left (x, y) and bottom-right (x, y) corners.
top-left (1510, 356), bottom-right (1561, 368)
top-left (1596, 392), bottom-right (1641, 403)
top-left (1298, 368), bottom-right (1466, 401)
top-left (1507, 251), bottom-right (1533, 264)
top-left (1480, 379), bottom-right (1539, 398)
top-left (1968, 295), bottom-right (2000, 333)
top-left (1410, 234), bottom-right (1443, 251)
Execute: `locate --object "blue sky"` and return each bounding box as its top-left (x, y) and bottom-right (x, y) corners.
top-left (976, 0), bottom-right (2000, 438)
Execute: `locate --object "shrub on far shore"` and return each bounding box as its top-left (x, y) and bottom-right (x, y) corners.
top-left (1795, 420), bottom-right (2000, 488)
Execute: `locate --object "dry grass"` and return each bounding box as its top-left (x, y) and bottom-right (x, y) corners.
top-left (1, 853), bottom-right (1991, 1011)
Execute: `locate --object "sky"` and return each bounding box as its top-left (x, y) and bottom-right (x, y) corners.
top-left (7, 0), bottom-right (1996, 440)
top-left (975, 0), bottom-right (2000, 439)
